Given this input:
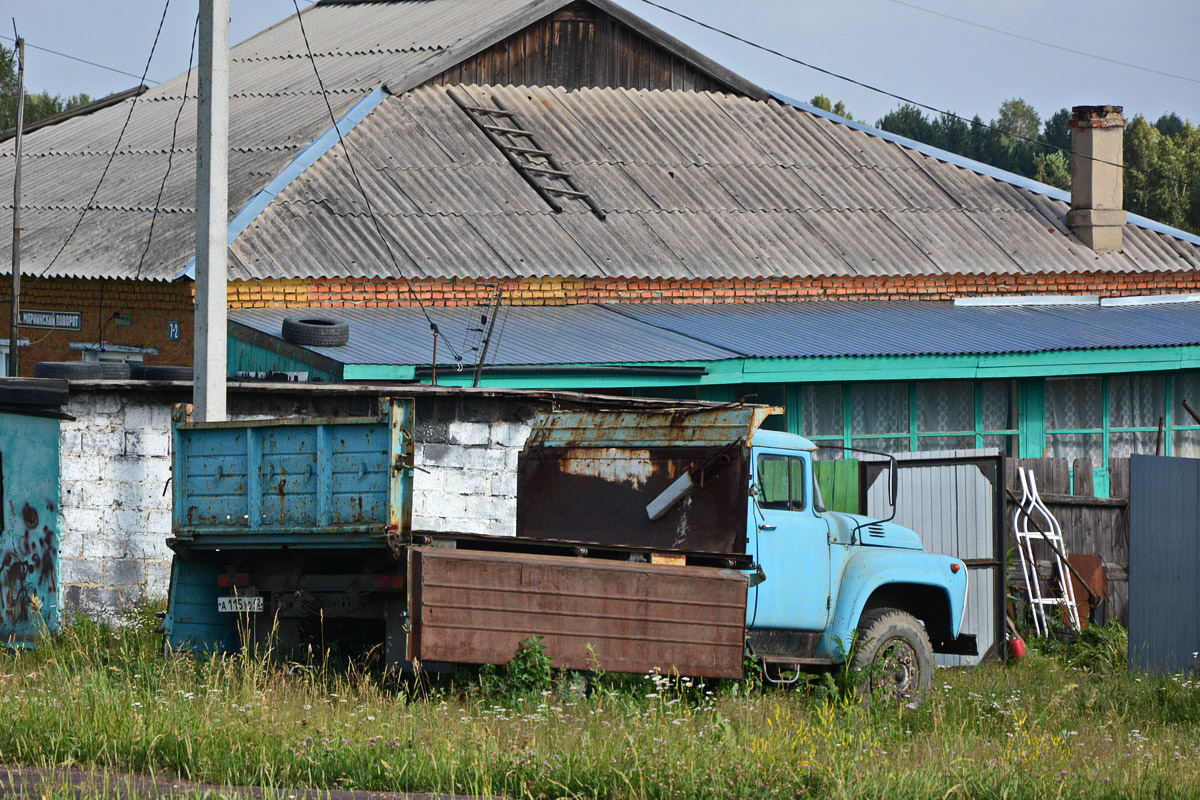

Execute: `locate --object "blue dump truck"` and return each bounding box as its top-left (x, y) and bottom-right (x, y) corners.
top-left (165, 399), bottom-right (974, 695)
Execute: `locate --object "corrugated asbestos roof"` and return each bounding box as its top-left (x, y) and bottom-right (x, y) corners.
top-left (0, 0), bottom-right (570, 281)
top-left (231, 299), bottom-right (1200, 367)
top-left (2, 0), bottom-right (1198, 284)
top-left (228, 83), bottom-right (1200, 281)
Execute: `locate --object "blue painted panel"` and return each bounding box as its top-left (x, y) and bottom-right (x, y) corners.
top-left (173, 401), bottom-right (412, 545)
top-left (0, 411), bottom-right (61, 643)
top-left (165, 556), bottom-right (237, 653)
top-left (748, 448), bottom-right (831, 630)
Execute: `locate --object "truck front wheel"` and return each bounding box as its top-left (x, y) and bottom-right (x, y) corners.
top-left (853, 608), bottom-right (934, 702)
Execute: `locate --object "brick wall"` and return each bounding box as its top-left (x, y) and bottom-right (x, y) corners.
top-left (227, 272), bottom-right (1200, 309)
top-left (56, 388), bottom-right (530, 620)
top-left (1, 278), bottom-right (193, 372)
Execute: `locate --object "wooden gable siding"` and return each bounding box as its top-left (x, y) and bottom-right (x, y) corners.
top-left (423, 3), bottom-right (742, 94)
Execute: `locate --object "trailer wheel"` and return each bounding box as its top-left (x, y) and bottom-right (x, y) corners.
top-left (853, 608), bottom-right (934, 703)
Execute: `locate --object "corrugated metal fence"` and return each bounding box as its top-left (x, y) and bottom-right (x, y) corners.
top-left (1128, 454), bottom-right (1200, 673)
top-left (863, 449), bottom-right (1005, 667)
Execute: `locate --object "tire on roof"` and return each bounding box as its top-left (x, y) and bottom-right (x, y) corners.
top-left (33, 361), bottom-right (133, 380)
top-left (281, 316), bottom-right (350, 347)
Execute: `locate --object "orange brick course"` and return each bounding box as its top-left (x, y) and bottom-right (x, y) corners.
top-left (226, 272), bottom-right (1200, 308)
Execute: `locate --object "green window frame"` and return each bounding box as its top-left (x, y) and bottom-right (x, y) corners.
top-left (788, 379), bottom-right (1019, 457)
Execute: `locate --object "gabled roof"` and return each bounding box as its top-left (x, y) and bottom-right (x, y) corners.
top-left (221, 83), bottom-right (1200, 281)
top-left (0, 0), bottom-right (762, 282)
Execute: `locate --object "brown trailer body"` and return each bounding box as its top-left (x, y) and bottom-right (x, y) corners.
top-left (407, 547), bottom-right (748, 679)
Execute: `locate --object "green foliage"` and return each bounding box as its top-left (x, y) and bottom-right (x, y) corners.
top-left (809, 94), bottom-right (855, 121)
top-left (502, 635), bottom-right (554, 698)
top-left (1031, 620), bottom-right (1130, 674)
top-left (872, 95), bottom-right (1200, 235)
top-left (0, 44), bottom-right (93, 130)
top-left (7, 614), bottom-right (1200, 798)
top-left (1034, 150), bottom-right (1070, 190)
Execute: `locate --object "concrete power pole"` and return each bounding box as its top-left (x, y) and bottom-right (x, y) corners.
top-left (9, 37), bottom-right (25, 378)
top-left (194, 0), bottom-right (230, 421)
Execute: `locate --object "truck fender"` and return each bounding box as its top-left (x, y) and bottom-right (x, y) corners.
top-left (822, 549), bottom-right (967, 660)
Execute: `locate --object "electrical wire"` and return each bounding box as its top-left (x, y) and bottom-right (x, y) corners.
top-left (6, 0), bottom-right (174, 303)
top-left (0, 32), bottom-right (161, 85)
top-left (632, 0), bottom-right (1197, 190)
top-left (133, 11), bottom-right (198, 282)
top-left (879, 0), bottom-right (1200, 86)
top-left (290, 0), bottom-right (463, 364)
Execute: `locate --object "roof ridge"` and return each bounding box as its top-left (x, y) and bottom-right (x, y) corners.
top-left (770, 92), bottom-right (1200, 249)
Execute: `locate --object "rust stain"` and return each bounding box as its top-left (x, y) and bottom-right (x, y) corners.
top-left (559, 448), bottom-right (657, 490)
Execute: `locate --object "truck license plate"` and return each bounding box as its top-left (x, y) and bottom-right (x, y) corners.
top-left (217, 596), bottom-right (263, 613)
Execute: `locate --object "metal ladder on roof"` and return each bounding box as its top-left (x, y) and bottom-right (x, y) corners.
top-left (446, 87), bottom-right (606, 220)
top-left (1013, 467), bottom-right (1082, 637)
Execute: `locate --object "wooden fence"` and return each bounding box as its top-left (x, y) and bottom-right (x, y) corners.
top-left (816, 456), bottom-right (1131, 626)
top-left (1003, 457), bottom-right (1130, 626)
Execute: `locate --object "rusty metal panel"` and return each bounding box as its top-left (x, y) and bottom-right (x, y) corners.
top-left (0, 411), bottom-right (61, 643)
top-left (408, 547), bottom-right (747, 679)
top-left (525, 407), bottom-right (780, 449)
top-left (517, 444), bottom-right (748, 553)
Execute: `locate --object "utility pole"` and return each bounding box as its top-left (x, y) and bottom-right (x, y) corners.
top-left (9, 36), bottom-right (25, 377)
top-left (194, 0), bottom-right (229, 420)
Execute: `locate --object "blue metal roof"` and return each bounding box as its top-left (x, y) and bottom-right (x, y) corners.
top-left (231, 305), bottom-right (740, 367)
top-left (607, 300), bottom-right (1200, 358)
top-left (232, 298), bottom-right (1200, 367)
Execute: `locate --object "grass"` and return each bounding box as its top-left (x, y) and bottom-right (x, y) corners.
top-left (1, 612), bottom-right (1197, 799)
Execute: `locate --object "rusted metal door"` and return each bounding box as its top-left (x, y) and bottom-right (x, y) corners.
top-left (0, 410), bottom-right (61, 644)
top-left (408, 547), bottom-right (748, 679)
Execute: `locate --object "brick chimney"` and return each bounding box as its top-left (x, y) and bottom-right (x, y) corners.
top-left (1067, 105), bottom-right (1127, 253)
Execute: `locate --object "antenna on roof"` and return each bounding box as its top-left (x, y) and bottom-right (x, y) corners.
top-left (472, 285), bottom-right (504, 388)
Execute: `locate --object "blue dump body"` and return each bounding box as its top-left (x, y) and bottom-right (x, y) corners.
top-left (170, 398), bottom-right (413, 549)
top-left (165, 398), bottom-right (413, 653)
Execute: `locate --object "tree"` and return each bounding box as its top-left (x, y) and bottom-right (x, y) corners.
top-left (995, 98), bottom-right (1041, 141)
top-left (1042, 108), bottom-right (1072, 154)
top-left (1, 44), bottom-right (92, 131)
top-left (876, 104), bottom-right (935, 144)
top-left (1034, 151), bottom-right (1070, 190)
top-left (1155, 112), bottom-right (1186, 138)
top-left (809, 95), bottom-right (854, 121)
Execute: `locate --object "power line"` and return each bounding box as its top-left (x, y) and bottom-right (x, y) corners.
top-left (879, 0), bottom-right (1200, 86)
top-left (632, 0), bottom-right (1196, 190)
top-left (133, 12), bottom-right (199, 282)
top-left (7, 0), bottom-right (174, 302)
top-left (0, 32), bottom-right (160, 86)
top-left (290, 0), bottom-right (464, 364)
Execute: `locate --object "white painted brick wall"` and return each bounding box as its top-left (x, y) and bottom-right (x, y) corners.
top-left (410, 421), bottom-right (529, 536)
top-left (57, 392), bottom-right (533, 620)
top-left (59, 391), bottom-right (175, 622)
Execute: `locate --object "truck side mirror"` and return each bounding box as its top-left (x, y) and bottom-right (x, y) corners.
top-left (889, 456), bottom-right (898, 507)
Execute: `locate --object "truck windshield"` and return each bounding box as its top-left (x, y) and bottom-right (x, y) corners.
top-left (757, 454), bottom-right (805, 511)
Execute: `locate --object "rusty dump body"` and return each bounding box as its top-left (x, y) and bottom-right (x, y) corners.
top-left (517, 406), bottom-right (778, 555)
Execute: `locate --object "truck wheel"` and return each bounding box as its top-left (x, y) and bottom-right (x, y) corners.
top-left (853, 608), bottom-right (934, 702)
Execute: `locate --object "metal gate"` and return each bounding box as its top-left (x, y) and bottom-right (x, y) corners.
top-left (863, 449), bottom-right (1005, 666)
top-left (0, 409), bottom-right (62, 644)
top-left (1128, 454), bottom-right (1200, 673)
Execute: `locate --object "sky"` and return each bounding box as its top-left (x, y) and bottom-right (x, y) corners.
top-left (4, 0), bottom-right (1199, 129)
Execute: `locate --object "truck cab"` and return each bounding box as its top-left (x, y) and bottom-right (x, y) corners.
top-left (746, 430), bottom-right (973, 692)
